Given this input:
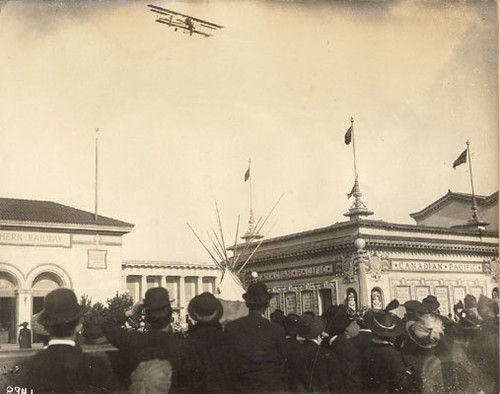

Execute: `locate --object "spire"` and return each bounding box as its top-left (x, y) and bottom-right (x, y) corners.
top-left (343, 117), bottom-right (373, 220)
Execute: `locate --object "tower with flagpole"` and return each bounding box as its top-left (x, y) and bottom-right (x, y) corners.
top-left (241, 158), bottom-right (263, 242)
top-left (343, 117), bottom-right (374, 220)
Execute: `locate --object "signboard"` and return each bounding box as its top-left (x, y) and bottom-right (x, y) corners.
top-left (435, 286), bottom-right (450, 315)
top-left (453, 286), bottom-right (466, 304)
top-left (415, 286), bottom-right (430, 301)
top-left (87, 249), bottom-right (107, 269)
top-left (0, 230), bottom-right (70, 247)
top-left (395, 286), bottom-right (411, 304)
top-left (270, 293), bottom-right (281, 312)
top-left (392, 261), bottom-right (482, 273)
top-left (302, 291), bottom-right (314, 312)
top-left (259, 264), bottom-right (334, 281)
top-left (285, 292), bottom-right (297, 314)
top-left (470, 286), bottom-right (484, 300)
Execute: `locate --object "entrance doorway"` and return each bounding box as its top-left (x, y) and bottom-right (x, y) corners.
top-left (31, 272), bottom-right (62, 343)
top-left (0, 272), bottom-right (18, 344)
top-left (319, 288), bottom-right (333, 315)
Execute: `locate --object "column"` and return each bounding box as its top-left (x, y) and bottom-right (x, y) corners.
top-left (141, 275), bottom-right (148, 300)
top-left (160, 275), bottom-right (166, 289)
top-left (354, 239), bottom-right (369, 308)
top-left (121, 275), bottom-right (128, 294)
top-left (197, 276), bottom-right (203, 295)
top-left (179, 276), bottom-right (185, 315)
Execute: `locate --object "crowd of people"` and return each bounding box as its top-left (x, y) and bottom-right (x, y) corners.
top-left (8, 282), bottom-right (500, 394)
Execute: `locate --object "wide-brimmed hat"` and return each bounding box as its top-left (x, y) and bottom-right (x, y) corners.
top-left (283, 313), bottom-right (301, 336)
top-left (298, 313), bottom-right (324, 340)
top-left (406, 314), bottom-right (444, 348)
top-left (365, 309), bottom-right (404, 338)
top-left (19, 322), bottom-right (29, 328)
top-left (39, 288), bottom-right (84, 327)
top-left (143, 287), bottom-right (171, 311)
top-left (404, 300), bottom-right (424, 313)
top-left (324, 305), bottom-right (351, 336)
top-left (243, 282), bottom-right (272, 306)
top-left (421, 295), bottom-right (440, 313)
top-left (188, 292), bottom-right (223, 324)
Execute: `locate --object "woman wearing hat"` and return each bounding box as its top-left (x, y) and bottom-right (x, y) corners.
top-left (400, 314), bottom-right (445, 394)
top-left (360, 306), bottom-right (410, 393)
top-left (18, 322), bottom-right (31, 349)
top-left (186, 292), bottom-right (237, 394)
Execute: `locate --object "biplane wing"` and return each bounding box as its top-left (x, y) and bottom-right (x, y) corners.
top-left (148, 4), bottom-right (223, 37)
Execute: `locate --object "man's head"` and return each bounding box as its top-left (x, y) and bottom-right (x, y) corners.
top-left (243, 281), bottom-right (272, 310)
top-left (39, 288), bottom-right (84, 338)
top-left (143, 287), bottom-right (173, 329)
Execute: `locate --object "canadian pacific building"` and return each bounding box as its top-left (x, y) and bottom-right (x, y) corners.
top-left (236, 190), bottom-right (499, 318)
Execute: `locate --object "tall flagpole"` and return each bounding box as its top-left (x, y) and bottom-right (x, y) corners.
top-left (242, 158), bottom-right (262, 242)
top-left (466, 140), bottom-right (479, 222)
top-left (344, 117), bottom-right (373, 220)
top-left (94, 128), bottom-right (99, 221)
top-left (351, 117), bottom-right (358, 180)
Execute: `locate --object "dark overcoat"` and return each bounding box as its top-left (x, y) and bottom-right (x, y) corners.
top-left (327, 333), bottom-right (362, 392)
top-left (289, 339), bottom-right (344, 393)
top-left (350, 329), bottom-right (371, 354)
top-left (224, 311), bottom-right (287, 393)
top-left (185, 322), bottom-right (237, 394)
top-left (102, 321), bottom-right (201, 393)
top-left (18, 327), bottom-right (32, 349)
top-left (361, 341), bottom-right (410, 393)
top-left (18, 344), bottom-right (110, 393)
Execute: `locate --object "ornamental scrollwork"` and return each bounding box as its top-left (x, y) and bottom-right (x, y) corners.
top-left (341, 256), bottom-right (356, 284)
top-left (484, 257), bottom-right (499, 282)
top-left (365, 252), bottom-right (391, 281)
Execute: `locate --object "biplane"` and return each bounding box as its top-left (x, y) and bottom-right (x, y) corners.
top-left (148, 4), bottom-right (224, 37)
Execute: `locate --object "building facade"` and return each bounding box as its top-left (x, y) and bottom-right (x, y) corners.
top-left (0, 198), bottom-right (133, 344)
top-left (122, 261), bottom-right (220, 322)
top-left (236, 192), bottom-right (499, 317)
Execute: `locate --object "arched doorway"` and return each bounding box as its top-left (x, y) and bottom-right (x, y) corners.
top-left (32, 272), bottom-right (63, 315)
top-left (0, 272), bottom-right (18, 344)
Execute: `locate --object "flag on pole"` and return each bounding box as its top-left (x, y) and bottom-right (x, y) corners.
top-left (344, 126), bottom-right (352, 145)
top-left (452, 149), bottom-right (467, 169)
top-left (244, 166), bottom-right (250, 182)
top-left (347, 182), bottom-right (356, 198)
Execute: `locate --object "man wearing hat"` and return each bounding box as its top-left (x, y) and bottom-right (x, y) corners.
top-left (323, 305), bottom-right (362, 393)
top-left (186, 292), bottom-right (237, 393)
top-left (102, 287), bottom-right (201, 393)
top-left (224, 281), bottom-right (287, 393)
top-left (18, 322), bottom-right (31, 349)
top-left (360, 306), bottom-right (410, 393)
top-left (288, 313), bottom-right (344, 393)
top-left (17, 288), bottom-right (111, 393)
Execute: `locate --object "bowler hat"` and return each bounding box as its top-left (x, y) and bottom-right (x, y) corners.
top-left (143, 287), bottom-right (171, 311)
top-left (39, 288), bottom-right (84, 327)
top-left (404, 300), bottom-right (424, 313)
top-left (188, 292), bottom-right (223, 324)
top-left (243, 282), bottom-right (272, 306)
top-left (421, 295), bottom-right (440, 313)
top-left (365, 309), bottom-right (404, 338)
top-left (298, 313), bottom-right (324, 340)
top-left (325, 305), bottom-right (351, 336)
top-left (283, 313), bottom-right (300, 336)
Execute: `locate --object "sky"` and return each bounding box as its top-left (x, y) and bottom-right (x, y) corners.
top-left (0, 0), bottom-right (497, 263)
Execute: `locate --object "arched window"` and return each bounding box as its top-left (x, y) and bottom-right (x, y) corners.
top-left (0, 272), bottom-right (17, 297)
top-left (32, 272), bottom-right (62, 296)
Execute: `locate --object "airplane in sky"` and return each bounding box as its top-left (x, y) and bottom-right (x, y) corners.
top-left (148, 4), bottom-right (224, 37)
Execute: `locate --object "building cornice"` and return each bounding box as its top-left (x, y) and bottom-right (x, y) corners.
top-left (0, 220), bottom-right (134, 235)
top-left (123, 261), bottom-right (219, 270)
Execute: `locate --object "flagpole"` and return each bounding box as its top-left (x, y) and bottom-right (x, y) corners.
top-left (466, 140), bottom-right (479, 222)
top-left (94, 128), bottom-right (99, 221)
top-left (351, 117), bottom-right (358, 180)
